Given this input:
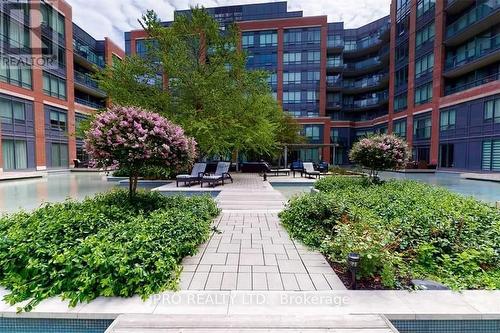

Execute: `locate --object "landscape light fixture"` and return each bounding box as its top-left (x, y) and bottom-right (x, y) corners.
top-left (347, 252), bottom-right (360, 290)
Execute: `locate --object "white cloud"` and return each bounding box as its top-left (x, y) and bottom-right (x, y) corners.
top-left (67, 0), bottom-right (391, 49)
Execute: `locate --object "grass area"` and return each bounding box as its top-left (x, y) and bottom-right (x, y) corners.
top-left (279, 176), bottom-right (500, 290)
top-left (0, 190), bottom-right (219, 311)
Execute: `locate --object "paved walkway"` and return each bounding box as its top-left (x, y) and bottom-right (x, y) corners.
top-left (170, 174), bottom-right (344, 291)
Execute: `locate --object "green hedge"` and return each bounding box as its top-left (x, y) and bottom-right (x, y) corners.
top-left (0, 190), bottom-right (220, 311)
top-left (112, 165), bottom-right (172, 180)
top-left (279, 176), bottom-right (500, 289)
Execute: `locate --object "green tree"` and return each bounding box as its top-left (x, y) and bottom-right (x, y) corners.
top-left (97, 7), bottom-right (302, 160)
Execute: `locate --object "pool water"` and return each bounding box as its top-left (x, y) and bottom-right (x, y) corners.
top-left (392, 319), bottom-right (500, 333)
top-left (272, 184), bottom-right (313, 199)
top-left (0, 318), bottom-right (112, 333)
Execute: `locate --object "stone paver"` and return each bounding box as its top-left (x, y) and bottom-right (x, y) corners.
top-left (179, 173), bottom-right (345, 291)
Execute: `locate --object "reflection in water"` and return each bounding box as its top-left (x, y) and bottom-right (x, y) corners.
top-left (0, 172), bottom-right (116, 214)
top-left (274, 172), bottom-right (500, 204)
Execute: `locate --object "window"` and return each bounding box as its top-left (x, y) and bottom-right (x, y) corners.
top-left (242, 33), bottom-right (254, 48)
top-left (43, 72), bottom-right (66, 100)
top-left (49, 110), bottom-right (67, 131)
top-left (305, 29), bottom-right (321, 44)
top-left (267, 72), bottom-right (277, 85)
top-left (51, 143), bottom-right (68, 168)
top-left (393, 119), bottom-right (407, 138)
top-left (415, 52), bottom-right (434, 78)
top-left (2, 139), bottom-right (28, 170)
top-left (283, 52), bottom-right (302, 65)
top-left (283, 72), bottom-right (301, 85)
top-left (42, 37), bottom-right (66, 70)
top-left (304, 125), bottom-right (320, 141)
top-left (416, 22), bottom-right (435, 49)
top-left (416, 0), bottom-right (435, 18)
top-left (395, 42), bottom-right (409, 62)
top-left (330, 128), bottom-right (339, 142)
top-left (414, 117), bottom-right (431, 139)
top-left (344, 40), bottom-right (356, 51)
top-left (259, 31), bottom-right (277, 47)
top-left (2, 14), bottom-right (30, 49)
top-left (356, 129), bottom-right (374, 139)
top-left (440, 109), bottom-right (456, 131)
top-left (41, 3), bottom-right (65, 36)
top-left (283, 91), bottom-right (301, 104)
top-left (306, 51), bottom-right (321, 64)
top-left (0, 58), bottom-right (32, 89)
top-left (440, 144), bottom-right (454, 168)
top-left (0, 99), bottom-right (25, 124)
top-left (306, 91), bottom-right (318, 103)
top-left (484, 98), bottom-right (500, 122)
top-left (284, 29), bottom-right (302, 44)
top-left (482, 140), bottom-right (500, 171)
top-left (414, 82), bottom-right (433, 105)
top-left (328, 34), bottom-right (343, 47)
top-left (327, 55), bottom-right (342, 67)
top-left (394, 93), bottom-right (408, 111)
top-left (305, 71), bottom-right (320, 83)
top-left (395, 67), bottom-right (408, 87)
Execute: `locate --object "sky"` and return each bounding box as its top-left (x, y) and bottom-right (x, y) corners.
top-left (67, 0), bottom-right (391, 48)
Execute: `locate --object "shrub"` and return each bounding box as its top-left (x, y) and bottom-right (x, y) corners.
top-left (112, 165), bottom-right (172, 180)
top-left (280, 176), bottom-right (500, 289)
top-left (85, 105), bottom-right (197, 196)
top-left (0, 190), bottom-right (220, 311)
top-left (349, 134), bottom-right (410, 179)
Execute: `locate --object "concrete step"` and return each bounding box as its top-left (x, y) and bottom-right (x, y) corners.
top-left (106, 314), bottom-right (398, 332)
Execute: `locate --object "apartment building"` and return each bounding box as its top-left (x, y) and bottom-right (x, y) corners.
top-left (122, 0), bottom-right (497, 171)
top-left (0, 0), bottom-right (123, 172)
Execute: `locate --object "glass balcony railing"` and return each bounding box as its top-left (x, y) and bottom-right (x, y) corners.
top-left (343, 91), bottom-right (388, 109)
top-left (73, 40), bottom-right (105, 68)
top-left (327, 60), bottom-right (343, 68)
top-left (75, 97), bottom-right (105, 109)
top-left (445, 72), bottom-right (499, 95)
top-left (445, 34), bottom-right (500, 70)
top-left (326, 100), bottom-right (342, 108)
top-left (343, 57), bottom-right (381, 71)
top-left (343, 74), bottom-right (386, 89)
top-left (327, 78), bottom-right (342, 88)
top-left (74, 71), bottom-right (103, 91)
top-left (327, 39), bottom-right (344, 48)
top-left (345, 35), bottom-right (382, 52)
top-left (446, 1), bottom-right (500, 39)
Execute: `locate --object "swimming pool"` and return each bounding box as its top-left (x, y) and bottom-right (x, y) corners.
top-left (391, 319), bottom-right (500, 333)
top-left (0, 318), bottom-right (112, 333)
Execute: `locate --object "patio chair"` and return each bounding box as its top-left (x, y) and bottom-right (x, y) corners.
top-left (263, 162), bottom-right (291, 176)
top-left (201, 161), bottom-right (233, 187)
top-left (176, 162), bottom-right (207, 187)
top-left (302, 162), bottom-right (321, 179)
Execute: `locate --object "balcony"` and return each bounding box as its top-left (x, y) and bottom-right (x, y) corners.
top-left (444, 34), bottom-right (500, 78)
top-left (326, 60), bottom-right (344, 73)
top-left (342, 74), bottom-right (389, 94)
top-left (445, 72), bottom-right (499, 95)
top-left (73, 39), bottom-right (105, 69)
top-left (326, 100), bottom-right (342, 110)
top-left (343, 91), bottom-right (388, 111)
top-left (75, 97), bottom-right (105, 109)
top-left (343, 35), bottom-right (384, 58)
top-left (327, 39), bottom-right (344, 52)
top-left (74, 71), bottom-right (107, 97)
top-left (343, 57), bottom-right (383, 76)
top-left (445, 1), bottom-right (500, 46)
top-left (327, 77), bottom-right (342, 91)
top-left (446, 0), bottom-right (475, 15)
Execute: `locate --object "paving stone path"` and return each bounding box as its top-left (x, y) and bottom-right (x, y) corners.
top-left (178, 173), bottom-right (345, 291)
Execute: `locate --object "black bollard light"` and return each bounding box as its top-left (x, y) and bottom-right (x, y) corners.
top-left (347, 252), bottom-right (360, 290)
top-left (263, 173), bottom-right (267, 181)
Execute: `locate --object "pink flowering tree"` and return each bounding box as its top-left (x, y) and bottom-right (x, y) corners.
top-left (85, 105), bottom-right (197, 197)
top-left (349, 134), bottom-right (410, 180)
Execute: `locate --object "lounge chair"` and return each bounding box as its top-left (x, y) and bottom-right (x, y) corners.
top-left (176, 162), bottom-right (207, 187)
top-left (201, 161), bottom-right (233, 187)
top-left (302, 162), bottom-right (321, 179)
top-left (263, 162), bottom-right (291, 176)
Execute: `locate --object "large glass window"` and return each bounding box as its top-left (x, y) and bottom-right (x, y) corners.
top-left (49, 110), bottom-right (67, 132)
top-left (306, 91), bottom-right (318, 103)
top-left (393, 119), bottom-right (407, 138)
top-left (0, 58), bottom-right (32, 89)
top-left (327, 55), bottom-right (342, 67)
top-left (304, 125), bottom-right (320, 141)
top-left (395, 67), bottom-right (408, 87)
top-left (2, 14), bottom-right (30, 49)
top-left (305, 29), bottom-right (321, 44)
top-left (242, 33), bottom-right (254, 48)
top-left (415, 82), bottom-right (433, 105)
top-left (2, 139), bottom-right (28, 170)
top-left (305, 71), bottom-right (320, 83)
top-left (284, 29), bottom-right (302, 44)
top-left (43, 72), bottom-right (66, 100)
top-left (0, 98), bottom-right (26, 125)
top-left (415, 52), bottom-right (434, 78)
top-left (283, 91), bottom-right (301, 104)
top-left (306, 51), bottom-right (321, 64)
top-left (394, 93), bottom-right (408, 111)
top-left (41, 3), bottom-right (65, 37)
top-left (266, 72), bottom-right (277, 86)
top-left (484, 98), bottom-right (500, 123)
top-left (440, 109), bottom-right (456, 131)
top-left (482, 140), bottom-right (500, 171)
top-left (283, 52), bottom-right (302, 65)
top-left (51, 143), bottom-right (68, 168)
top-left (415, 22), bottom-right (435, 49)
top-left (416, 0), bottom-right (435, 18)
top-left (259, 31), bottom-right (277, 47)
top-left (414, 117), bottom-right (431, 139)
top-left (283, 72), bottom-right (301, 85)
